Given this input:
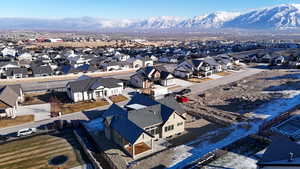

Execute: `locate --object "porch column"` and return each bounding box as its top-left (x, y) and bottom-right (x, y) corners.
top-left (132, 144), bottom-right (135, 158)
top-left (151, 139), bottom-right (153, 152)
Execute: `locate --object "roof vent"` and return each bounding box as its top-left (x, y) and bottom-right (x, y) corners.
top-left (289, 152), bottom-right (294, 162)
top-left (150, 110), bottom-right (157, 115)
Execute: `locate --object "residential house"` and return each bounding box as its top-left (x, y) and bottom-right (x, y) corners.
top-left (6, 68), bottom-right (28, 79)
top-left (67, 55), bottom-right (92, 68)
top-left (215, 57), bottom-right (233, 71)
top-left (1, 47), bottom-right (17, 58)
top-left (113, 52), bottom-right (130, 61)
top-left (205, 57), bottom-right (223, 72)
top-left (257, 135), bottom-right (300, 169)
top-left (174, 59), bottom-right (213, 79)
top-left (102, 94), bottom-right (185, 159)
top-left (129, 57), bottom-right (154, 69)
top-left (0, 85), bottom-right (24, 118)
top-left (31, 65), bottom-right (53, 77)
top-left (270, 55), bottom-right (285, 66)
top-left (173, 62), bottom-right (194, 79)
top-left (18, 52), bottom-right (32, 61)
top-left (130, 66), bottom-right (175, 88)
top-left (66, 76), bottom-right (124, 102)
top-left (0, 62), bottom-right (20, 77)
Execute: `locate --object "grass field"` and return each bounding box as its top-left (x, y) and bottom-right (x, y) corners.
top-left (0, 131), bottom-right (87, 169)
top-left (0, 115), bottom-right (34, 128)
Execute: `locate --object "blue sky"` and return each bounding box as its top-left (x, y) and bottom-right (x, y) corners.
top-left (3, 0), bottom-right (300, 19)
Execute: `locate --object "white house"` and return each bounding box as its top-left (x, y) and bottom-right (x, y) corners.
top-left (1, 47), bottom-right (17, 58)
top-left (113, 52), bottom-right (130, 61)
top-left (0, 62), bottom-right (20, 75)
top-left (18, 52), bottom-right (32, 61)
top-left (66, 76), bottom-right (124, 102)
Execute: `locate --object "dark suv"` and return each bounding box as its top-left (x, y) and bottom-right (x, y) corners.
top-left (178, 89), bottom-right (191, 95)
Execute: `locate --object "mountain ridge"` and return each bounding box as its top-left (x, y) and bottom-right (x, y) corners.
top-left (1, 4), bottom-right (300, 31)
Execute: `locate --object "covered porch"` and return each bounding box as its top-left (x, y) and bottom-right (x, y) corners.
top-left (125, 140), bottom-right (153, 159)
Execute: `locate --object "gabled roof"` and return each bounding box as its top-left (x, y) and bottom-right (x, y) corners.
top-left (160, 71), bottom-right (173, 80)
top-left (0, 85), bottom-right (19, 107)
top-left (110, 115), bottom-right (146, 144)
top-left (258, 135), bottom-right (300, 166)
top-left (67, 76), bottom-right (122, 93)
top-left (6, 67), bottom-right (28, 76)
top-left (157, 96), bottom-right (186, 116)
top-left (0, 61), bottom-right (18, 67)
top-left (203, 57), bottom-right (220, 66)
top-left (31, 65), bottom-right (53, 75)
top-left (191, 59), bottom-right (203, 68)
top-left (126, 94), bottom-right (159, 107)
top-left (128, 104), bottom-right (163, 128)
top-left (102, 104), bottom-right (128, 119)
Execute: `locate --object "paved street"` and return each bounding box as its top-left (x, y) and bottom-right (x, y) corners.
top-left (172, 67), bottom-right (265, 96)
top-left (0, 67), bottom-right (264, 135)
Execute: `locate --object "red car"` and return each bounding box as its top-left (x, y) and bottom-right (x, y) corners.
top-left (177, 96), bottom-right (189, 103)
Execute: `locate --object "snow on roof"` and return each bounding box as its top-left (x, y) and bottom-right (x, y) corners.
top-left (126, 104), bottom-right (147, 110)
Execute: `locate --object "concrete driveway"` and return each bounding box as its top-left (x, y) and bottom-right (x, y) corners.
top-left (17, 104), bottom-right (51, 121)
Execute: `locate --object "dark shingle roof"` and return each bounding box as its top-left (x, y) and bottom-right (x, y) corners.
top-left (31, 65), bottom-right (53, 75)
top-left (258, 135), bottom-right (300, 165)
top-left (110, 115), bottom-right (145, 144)
top-left (157, 96), bottom-right (185, 115)
top-left (6, 68), bottom-right (28, 76)
top-left (68, 76), bottom-right (122, 93)
top-left (126, 94), bottom-right (159, 107)
top-left (128, 104), bottom-right (163, 128)
top-left (102, 104), bottom-right (128, 118)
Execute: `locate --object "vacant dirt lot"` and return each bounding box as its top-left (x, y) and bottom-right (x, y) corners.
top-left (0, 130), bottom-right (87, 169)
top-left (184, 69), bottom-right (300, 124)
top-left (109, 95), bottom-right (128, 103)
top-left (62, 99), bottom-right (109, 115)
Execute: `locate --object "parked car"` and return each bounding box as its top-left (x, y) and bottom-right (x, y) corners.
top-left (17, 128), bottom-right (37, 137)
top-left (165, 93), bottom-right (177, 98)
top-left (178, 88), bottom-right (191, 95)
top-left (177, 96), bottom-right (189, 103)
top-left (0, 135), bottom-right (8, 141)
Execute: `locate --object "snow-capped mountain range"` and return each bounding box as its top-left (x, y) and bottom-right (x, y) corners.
top-left (3, 4), bottom-right (300, 31)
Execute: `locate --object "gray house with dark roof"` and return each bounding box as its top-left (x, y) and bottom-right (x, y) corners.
top-left (31, 65), bottom-right (53, 77)
top-left (102, 94), bottom-right (185, 159)
top-left (130, 65), bottom-right (175, 88)
top-left (66, 75), bottom-right (124, 102)
top-left (6, 67), bottom-right (29, 79)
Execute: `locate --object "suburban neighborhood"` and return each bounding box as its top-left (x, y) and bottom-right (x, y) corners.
top-left (3, 1), bottom-right (300, 169)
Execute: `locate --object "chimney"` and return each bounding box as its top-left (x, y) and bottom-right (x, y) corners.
top-left (289, 152), bottom-right (294, 162)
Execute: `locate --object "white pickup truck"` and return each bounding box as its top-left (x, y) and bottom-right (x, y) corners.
top-left (17, 128), bottom-right (37, 137)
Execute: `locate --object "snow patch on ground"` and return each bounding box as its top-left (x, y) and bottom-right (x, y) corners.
top-left (204, 152), bottom-right (257, 169)
top-left (168, 90), bottom-right (300, 168)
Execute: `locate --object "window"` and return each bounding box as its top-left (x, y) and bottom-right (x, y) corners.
top-left (177, 122), bottom-right (184, 126)
top-left (164, 125), bottom-right (174, 132)
top-left (155, 128), bottom-right (160, 134)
